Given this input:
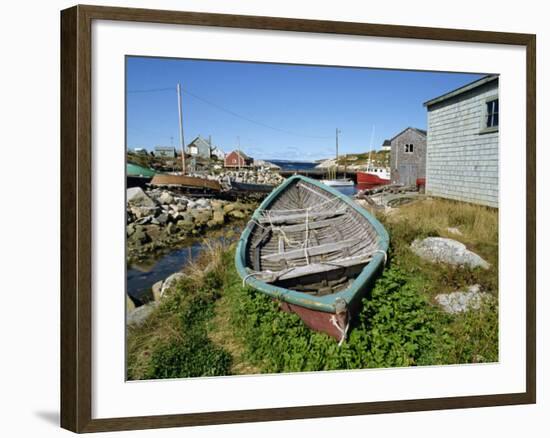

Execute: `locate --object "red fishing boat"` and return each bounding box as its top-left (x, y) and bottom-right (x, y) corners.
top-left (357, 167), bottom-right (391, 185)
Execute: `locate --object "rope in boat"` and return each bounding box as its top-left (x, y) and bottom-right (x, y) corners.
top-left (372, 249), bottom-right (388, 265)
top-left (330, 313), bottom-right (350, 347)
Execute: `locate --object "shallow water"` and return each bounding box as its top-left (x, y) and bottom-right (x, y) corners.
top-left (126, 227), bottom-right (242, 302)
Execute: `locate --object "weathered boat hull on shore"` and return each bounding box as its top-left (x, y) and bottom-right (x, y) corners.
top-left (235, 175), bottom-right (389, 342)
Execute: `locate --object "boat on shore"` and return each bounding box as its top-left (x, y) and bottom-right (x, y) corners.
top-left (235, 175), bottom-right (389, 343)
top-left (126, 163), bottom-right (157, 188)
top-left (150, 173), bottom-right (222, 191)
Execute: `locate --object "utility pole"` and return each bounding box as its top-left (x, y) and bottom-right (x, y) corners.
top-left (335, 128), bottom-right (340, 163)
top-left (237, 136), bottom-right (241, 170)
top-left (335, 128), bottom-right (341, 178)
top-left (176, 83), bottom-right (186, 174)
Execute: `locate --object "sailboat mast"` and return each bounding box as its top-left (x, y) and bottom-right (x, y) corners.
top-left (176, 83), bottom-right (186, 175)
top-left (336, 128), bottom-right (339, 163)
top-left (368, 125), bottom-right (375, 167)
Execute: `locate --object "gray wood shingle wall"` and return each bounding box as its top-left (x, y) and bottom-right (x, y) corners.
top-left (426, 79), bottom-right (499, 208)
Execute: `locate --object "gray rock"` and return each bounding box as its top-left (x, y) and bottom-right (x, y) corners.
top-left (212, 210), bottom-right (225, 225)
top-left (196, 198), bottom-right (210, 208)
top-left (176, 215), bottom-right (195, 232)
top-left (411, 237), bottom-right (490, 269)
top-left (135, 215), bottom-right (154, 225)
top-left (172, 203), bottom-right (187, 212)
top-left (156, 212), bottom-right (169, 225)
top-left (158, 192), bottom-right (174, 205)
top-left (131, 206), bottom-right (158, 220)
top-left (161, 272), bottom-right (187, 296)
top-left (228, 209), bottom-right (246, 219)
top-left (144, 224), bottom-right (161, 241)
top-left (223, 203), bottom-right (236, 213)
top-left (126, 223), bottom-right (136, 236)
top-left (435, 285), bottom-right (492, 314)
top-left (126, 302), bottom-right (158, 326)
top-left (130, 226), bottom-right (150, 244)
top-left (191, 208), bottom-right (212, 225)
top-left (127, 187), bottom-right (156, 208)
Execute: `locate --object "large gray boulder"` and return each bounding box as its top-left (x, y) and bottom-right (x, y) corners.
top-left (161, 272), bottom-right (187, 296)
top-left (126, 302), bottom-right (158, 327)
top-left (158, 191), bottom-right (174, 205)
top-left (127, 187), bottom-right (156, 208)
top-left (411, 237), bottom-right (490, 269)
top-left (435, 284), bottom-right (492, 314)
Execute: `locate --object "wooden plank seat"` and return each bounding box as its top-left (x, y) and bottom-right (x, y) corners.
top-left (261, 238), bottom-right (360, 263)
top-left (273, 217), bottom-right (342, 233)
top-left (252, 253), bottom-right (373, 283)
top-left (257, 207), bottom-right (347, 225)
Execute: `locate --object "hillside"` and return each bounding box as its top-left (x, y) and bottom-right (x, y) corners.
top-left (317, 150), bottom-right (390, 169)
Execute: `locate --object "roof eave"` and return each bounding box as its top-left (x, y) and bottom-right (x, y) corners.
top-left (424, 75), bottom-right (499, 107)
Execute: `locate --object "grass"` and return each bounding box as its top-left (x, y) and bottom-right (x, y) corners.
top-left (127, 197), bottom-right (499, 378)
top-left (380, 197), bottom-right (498, 296)
top-left (126, 241), bottom-right (233, 380)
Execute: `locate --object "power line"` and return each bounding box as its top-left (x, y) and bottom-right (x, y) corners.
top-left (126, 85), bottom-right (332, 140)
top-left (127, 87), bottom-right (173, 94)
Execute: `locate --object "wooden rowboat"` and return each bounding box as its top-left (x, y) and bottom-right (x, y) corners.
top-left (235, 175), bottom-right (389, 343)
top-left (150, 174), bottom-right (222, 192)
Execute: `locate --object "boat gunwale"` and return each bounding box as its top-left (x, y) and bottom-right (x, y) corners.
top-left (235, 175), bottom-right (389, 313)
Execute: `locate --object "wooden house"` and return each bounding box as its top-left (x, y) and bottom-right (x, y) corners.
top-left (389, 127), bottom-right (427, 185)
top-left (424, 75), bottom-right (499, 207)
top-left (224, 150), bottom-right (253, 168)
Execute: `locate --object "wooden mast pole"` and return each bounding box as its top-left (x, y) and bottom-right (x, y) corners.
top-left (177, 83), bottom-right (186, 175)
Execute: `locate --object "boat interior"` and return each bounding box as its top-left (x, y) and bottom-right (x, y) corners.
top-left (245, 178), bottom-right (382, 296)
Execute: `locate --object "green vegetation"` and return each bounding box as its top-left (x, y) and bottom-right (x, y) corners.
top-left (336, 150), bottom-right (390, 167)
top-left (127, 151), bottom-right (167, 171)
top-left (127, 245), bottom-right (232, 379)
top-left (127, 198), bottom-right (499, 379)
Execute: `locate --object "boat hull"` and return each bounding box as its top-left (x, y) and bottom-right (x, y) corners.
top-left (357, 171), bottom-right (390, 185)
top-left (235, 175), bottom-right (389, 341)
top-left (279, 301), bottom-right (348, 340)
top-left (150, 174), bottom-right (222, 191)
top-left (321, 179), bottom-right (354, 187)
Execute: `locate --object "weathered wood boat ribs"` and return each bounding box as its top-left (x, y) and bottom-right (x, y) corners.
top-left (235, 175), bottom-right (389, 343)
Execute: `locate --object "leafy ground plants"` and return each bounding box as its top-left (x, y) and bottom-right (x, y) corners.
top-left (127, 198), bottom-right (499, 378)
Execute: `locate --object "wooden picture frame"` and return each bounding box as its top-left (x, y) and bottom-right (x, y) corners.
top-left (60, 4), bottom-right (536, 433)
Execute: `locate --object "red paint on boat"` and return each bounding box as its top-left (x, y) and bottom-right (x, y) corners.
top-left (357, 171), bottom-right (390, 185)
top-left (279, 301), bottom-right (348, 340)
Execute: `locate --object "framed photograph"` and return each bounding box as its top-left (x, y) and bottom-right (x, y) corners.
top-left (60, 4), bottom-right (536, 433)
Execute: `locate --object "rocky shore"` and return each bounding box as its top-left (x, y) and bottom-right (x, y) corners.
top-left (185, 168), bottom-right (284, 186)
top-left (126, 186), bottom-right (257, 263)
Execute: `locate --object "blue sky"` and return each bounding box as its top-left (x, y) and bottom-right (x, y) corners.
top-left (126, 57), bottom-right (484, 161)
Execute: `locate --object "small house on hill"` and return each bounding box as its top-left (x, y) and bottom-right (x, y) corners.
top-left (187, 136), bottom-right (212, 160)
top-left (389, 127), bottom-right (427, 185)
top-left (224, 150), bottom-right (253, 168)
top-left (424, 75), bottom-right (499, 208)
top-left (381, 140), bottom-right (391, 152)
top-left (187, 135), bottom-right (225, 161)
